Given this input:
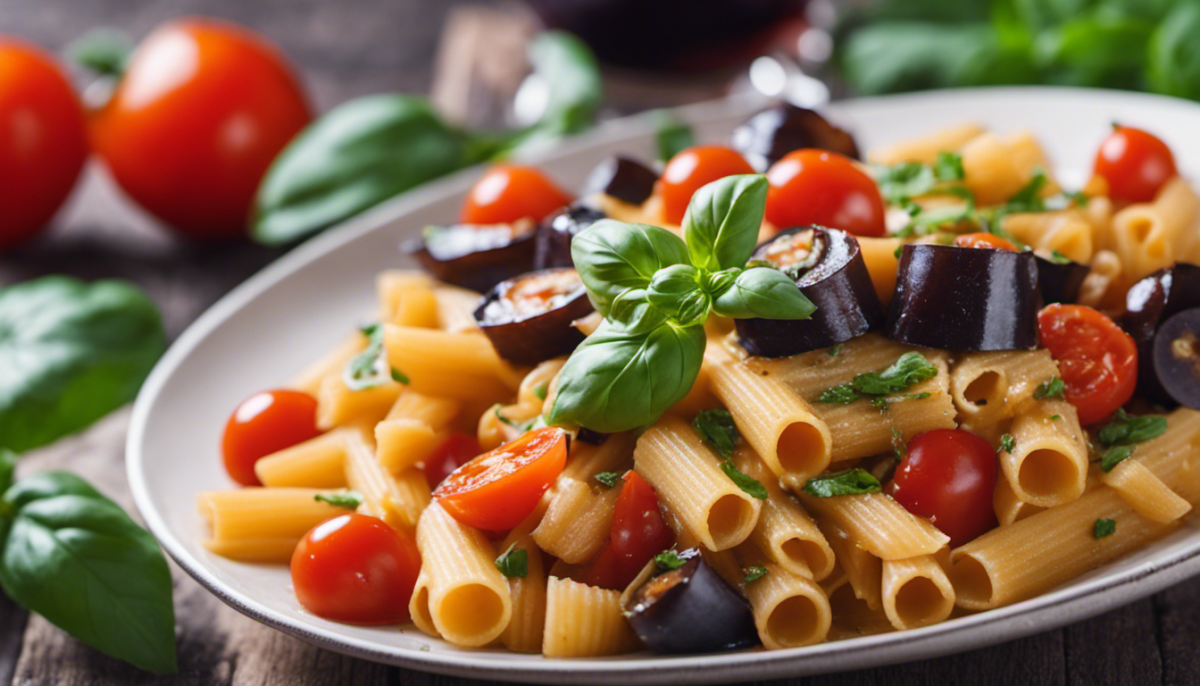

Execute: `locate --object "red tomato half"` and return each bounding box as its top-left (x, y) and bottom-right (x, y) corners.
top-left (765, 149), bottom-right (886, 237)
top-left (0, 40), bottom-right (88, 250)
top-left (1037, 304), bottom-right (1138, 425)
top-left (1093, 125), bottom-right (1177, 204)
top-left (460, 165), bottom-right (572, 226)
top-left (888, 429), bottom-right (999, 548)
top-left (422, 432), bottom-right (482, 488)
top-left (582, 470), bottom-right (675, 590)
top-left (91, 18), bottom-right (312, 239)
top-left (291, 514), bottom-right (421, 624)
top-left (954, 232), bottom-right (1017, 251)
top-left (433, 427), bottom-right (568, 530)
top-left (222, 389), bottom-right (322, 486)
top-left (658, 146), bottom-right (756, 225)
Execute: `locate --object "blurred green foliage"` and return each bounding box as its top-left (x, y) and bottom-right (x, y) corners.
top-left (836, 0), bottom-right (1200, 99)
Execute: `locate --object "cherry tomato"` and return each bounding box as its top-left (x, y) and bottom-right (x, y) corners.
top-left (90, 18), bottom-right (312, 239)
top-left (422, 432), bottom-right (482, 488)
top-left (658, 146), bottom-right (756, 225)
top-left (291, 514), bottom-right (421, 624)
top-left (1093, 125), bottom-right (1177, 204)
top-left (581, 470), bottom-right (675, 590)
top-left (765, 149), bottom-right (886, 237)
top-left (1037, 304), bottom-right (1138, 425)
top-left (223, 389), bottom-right (322, 486)
top-left (460, 165), bottom-right (572, 226)
top-left (432, 426), bottom-right (568, 530)
top-left (888, 428), bottom-right (999, 548)
top-left (0, 40), bottom-right (88, 250)
top-left (954, 232), bottom-right (1017, 251)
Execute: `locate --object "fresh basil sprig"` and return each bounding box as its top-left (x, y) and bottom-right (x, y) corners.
top-left (801, 468), bottom-right (882, 497)
top-left (1097, 409), bottom-right (1168, 447)
top-left (549, 175), bottom-right (815, 433)
top-left (818, 352), bottom-right (939, 405)
top-left (0, 470), bottom-right (176, 673)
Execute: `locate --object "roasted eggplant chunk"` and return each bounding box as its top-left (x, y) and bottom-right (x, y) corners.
top-left (533, 204), bottom-right (605, 270)
top-left (885, 244), bottom-right (1041, 351)
top-left (735, 227), bottom-right (884, 357)
top-left (405, 221), bottom-right (536, 293)
top-left (623, 552), bottom-right (758, 654)
top-left (731, 103), bottom-right (861, 170)
top-left (474, 268), bottom-right (594, 366)
top-left (1035, 254), bottom-right (1088, 304)
top-left (581, 155), bottom-right (659, 205)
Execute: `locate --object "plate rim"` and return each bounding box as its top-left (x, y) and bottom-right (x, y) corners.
top-left (127, 85), bottom-right (1200, 684)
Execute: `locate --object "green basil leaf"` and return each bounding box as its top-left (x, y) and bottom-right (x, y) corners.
top-left (253, 95), bottom-right (481, 246)
top-left (711, 267), bottom-right (817, 320)
top-left (606, 288), bottom-right (671, 334)
top-left (314, 490), bottom-right (364, 509)
top-left (680, 174), bottom-right (768, 273)
top-left (0, 450), bottom-right (14, 495)
top-left (594, 471), bottom-right (622, 488)
top-left (495, 546), bottom-right (529, 579)
top-left (999, 433), bottom-right (1017, 454)
top-left (570, 220), bottom-right (690, 317)
top-left (1101, 445), bottom-right (1135, 472)
top-left (0, 472), bottom-right (176, 673)
top-left (874, 161), bottom-right (937, 203)
top-left (654, 549), bottom-right (694, 573)
top-left (652, 109), bottom-right (695, 162)
top-left (999, 168), bottom-right (1049, 215)
top-left (1147, 1), bottom-right (1200, 100)
top-left (720, 460), bottom-right (768, 500)
top-left (1094, 517), bottom-right (1117, 538)
top-left (526, 32), bottom-right (601, 138)
top-left (819, 384), bottom-right (861, 405)
top-left (548, 319), bottom-right (705, 433)
top-left (1097, 409), bottom-right (1168, 447)
top-left (692, 409), bottom-right (740, 460)
top-left (934, 151), bottom-right (966, 181)
top-left (801, 468), bottom-right (883, 497)
top-left (742, 565), bottom-right (769, 585)
top-left (850, 352), bottom-right (939, 396)
top-left (647, 264), bottom-right (711, 327)
top-left (1033, 376), bottom-right (1066, 399)
top-left (344, 323), bottom-right (396, 391)
top-left (1036, 16), bottom-right (1152, 89)
top-left (65, 28), bottom-right (133, 77)
top-left (703, 268), bottom-right (741, 299)
top-left (0, 277), bottom-right (166, 453)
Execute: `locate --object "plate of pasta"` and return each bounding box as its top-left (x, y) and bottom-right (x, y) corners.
top-left (128, 87), bottom-right (1200, 684)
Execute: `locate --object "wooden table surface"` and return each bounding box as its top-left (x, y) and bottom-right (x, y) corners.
top-left (2, 1), bottom-right (1199, 684)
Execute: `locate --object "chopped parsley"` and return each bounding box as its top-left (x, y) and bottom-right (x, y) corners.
top-left (344, 323), bottom-right (403, 390)
top-left (934, 151), bottom-right (966, 181)
top-left (828, 343), bottom-right (843, 357)
top-left (314, 490), bottom-right (364, 509)
top-left (693, 409), bottom-right (767, 500)
top-left (532, 382), bottom-right (548, 401)
top-left (495, 546), bottom-right (529, 578)
top-left (801, 468), bottom-right (882, 498)
top-left (818, 352), bottom-right (939, 405)
top-left (998, 433), bottom-right (1016, 454)
top-left (390, 368), bottom-right (410, 384)
top-left (654, 549), bottom-right (695, 573)
top-left (1101, 445), bottom-right (1135, 472)
top-left (742, 566), bottom-right (769, 585)
top-left (719, 461), bottom-right (768, 500)
top-left (1050, 250), bottom-right (1073, 265)
top-left (1033, 376), bottom-right (1066, 400)
top-left (1097, 409), bottom-right (1168, 447)
top-left (1094, 518), bottom-right (1117, 539)
top-left (594, 471), bottom-right (622, 489)
top-left (891, 427), bottom-right (907, 459)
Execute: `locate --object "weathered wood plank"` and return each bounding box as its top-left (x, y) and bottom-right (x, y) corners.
top-left (1156, 578), bottom-right (1200, 686)
top-left (1063, 599), bottom-right (1162, 686)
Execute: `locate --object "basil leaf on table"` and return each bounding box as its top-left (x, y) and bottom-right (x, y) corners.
top-left (652, 109), bottom-right (695, 162)
top-left (0, 450), bottom-right (14, 495)
top-left (0, 472), bottom-right (176, 673)
top-left (711, 267), bottom-right (816, 320)
top-left (570, 220), bottom-right (690, 316)
top-left (681, 174), bottom-right (768, 273)
top-left (1147, 0), bottom-right (1200, 100)
top-left (647, 264), bottom-right (710, 328)
top-left (0, 277), bottom-right (166, 454)
top-left (549, 318), bottom-right (705, 433)
top-left (253, 94), bottom-right (484, 246)
top-left (506, 31), bottom-right (602, 151)
top-left (1036, 16), bottom-right (1153, 88)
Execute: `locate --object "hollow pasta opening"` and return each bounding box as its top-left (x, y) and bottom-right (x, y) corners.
top-left (412, 583), bottom-right (435, 633)
top-left (437, 584), bottom-right (506, 642)
top-left (781, 538), bottom-right (828, 578)
top-left (1017, 448), bottom-right (1080, 500)
top-left (765, 595), bottom-right (822, 647)
top-left (1132, 218), bottom-right (1154, 242)
top-left (950, 555), bottom-right (994, 608)
top-left (706, 494), bottom-right (756, 550)
top-left (963, 371), bottom-right (1004, 408)
top-left (892, 577), bottom-right (949, 628)
top-left (776, 422), bottom-right (829, 476)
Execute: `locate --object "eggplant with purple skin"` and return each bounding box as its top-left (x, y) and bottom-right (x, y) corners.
top-left (885, 244), bottom-right (1041, 351)
top-left (1121, 263), bottom-right (1200, 406)
top-left (533, 204), bottom-right (605, 269)
top-left (1035, 254), bottom-right (1089, 304)
top-left (1153, 308), bottom-right (1200, 409)
top-left (731, 103), bottom-right (861, 171)
top-left (474, 268), bottom-right (594, 366)
top-left (735, 227), bottom-right (884, 358)
top-left (404, 222), bottom-right (537, 293)
top-left (581, 155), bottom-right (659, 205)
top-left (623, 551), bottom-right (758, 654)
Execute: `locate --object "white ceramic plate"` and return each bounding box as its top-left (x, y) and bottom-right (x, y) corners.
top-left (128, 87), bottom-right (1200, 684)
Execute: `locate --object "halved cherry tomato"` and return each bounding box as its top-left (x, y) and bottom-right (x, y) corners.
top-left (433, 426), bottom-right (568, 530)
top-left (888, 428), bottom-right (999, 548)
top-left (0, 39), bottom-right (88, 250)
top-left (1093, 125), bottom-right (1176, 204)
top-left (222, 389), bottom-right (322, 486)
top-left (1037, 304), bottom-right (1138, 425)
top-left (658, 146), bottom-right (756, 225)
top-left (291, 514), bottom-right (421, 624)
top-left (90, 18), bottom-right (312, 239)
top-left (460, 165), bottom-right (572, 226)
top-left (954, 232), bottom-right (1017, 251)
top-left (765, 149), bottom-right (886, 237)
top-left (422, 432), bottom-right (482, 488)
top-left (581, 470), bottom-right (674, 590)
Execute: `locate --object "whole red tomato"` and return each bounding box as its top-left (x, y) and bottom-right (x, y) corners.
top-left (90, 18), bottom-right (311, 239)
top-left (1093, 125), bottom-right (1176, 204)
top-left (0, 39), bottom-right (88, 250)
top-left (889, 428), bottom-right (999, 548)
top-left (765, 149), bottom-right (886, 237)
top-left (222, 389), bottom-right (323, 486)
